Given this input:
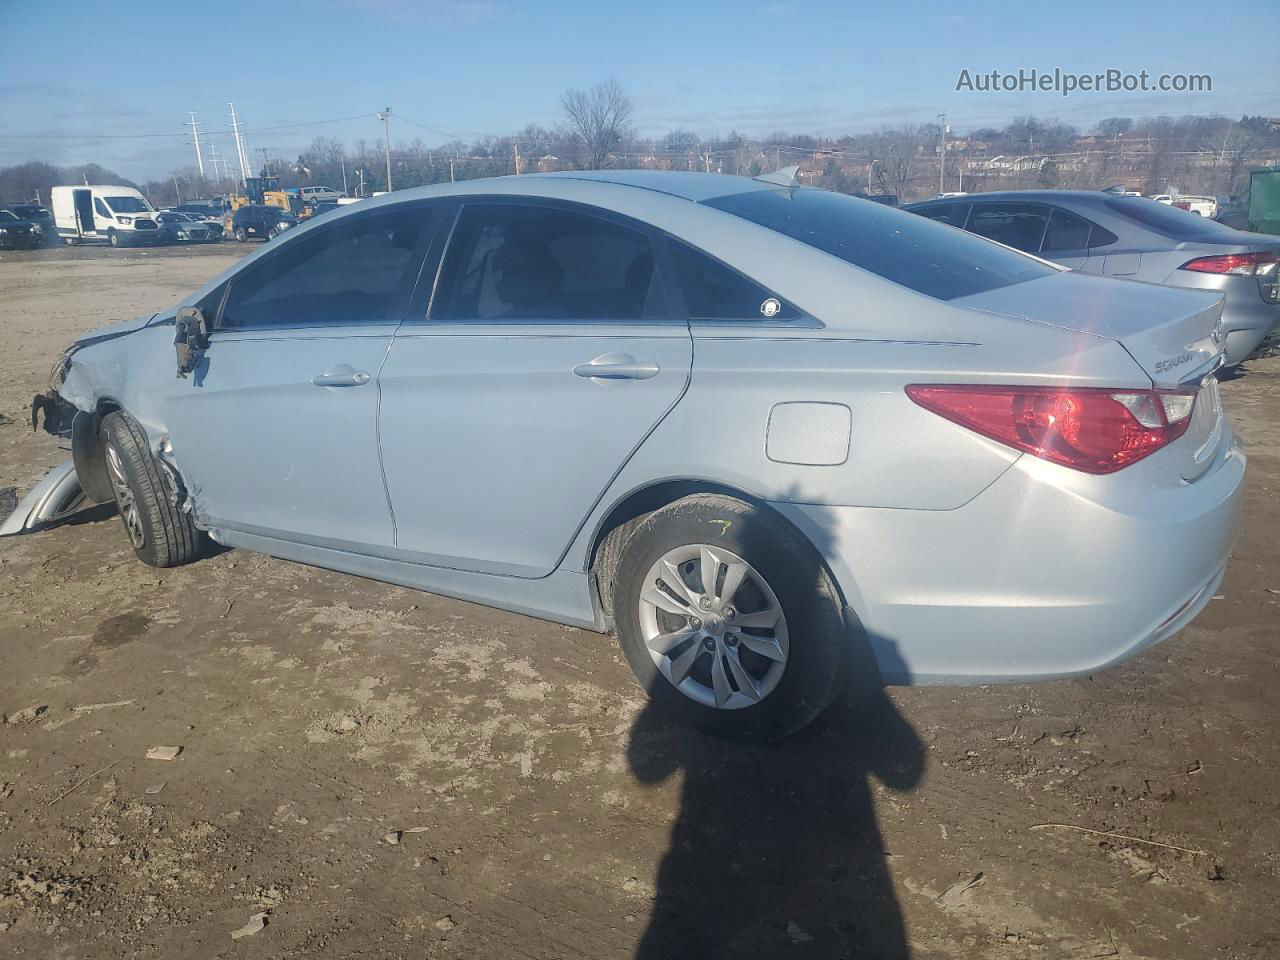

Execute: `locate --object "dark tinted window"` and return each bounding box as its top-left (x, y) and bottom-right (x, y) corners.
top-left (94, 197), bottom-right (110, 218)
top-left (0, 211), bottom-right (17, 223)
top-left (914, 202), bottom-right (969, 227)
top-left (220, 207), bottom-right (429, 329)
top-left (966, 203), bottom-right (1049, 252)
top-left (1041, 207), bottom-right (1093, 252)
top-left (1103, 197), bottom-right (1239, 240)
top-left (706, 188), bottom-right (1054, 301)
top-left (433, 203), bottom-right (658, 321)
top-left (1088, 223), bottom-right (1118, 248)
top-left (669, 240), bottom-right (798, 320)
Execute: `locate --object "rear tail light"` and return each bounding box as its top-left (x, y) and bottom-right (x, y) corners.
top-left (1180, 251), bottom-right (1278, 276)
top-left (905, 384), bottom-right (1198, 474)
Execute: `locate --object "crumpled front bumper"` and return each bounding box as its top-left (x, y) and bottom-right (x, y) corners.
top-left (0, 459), bottom-right (84, 537)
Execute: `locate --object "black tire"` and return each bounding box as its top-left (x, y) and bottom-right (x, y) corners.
top-left (100, 412), bottom-right (203, 568)
top-left (612, 494), bottom-right (848, 740)
top-left (234, 226), bottom-right (247, 242)
top-left (268, 224), bottom-right (282, 240)
top-left (108, 229), bottom-right (120, 248)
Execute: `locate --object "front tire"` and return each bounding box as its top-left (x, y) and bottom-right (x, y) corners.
top-left (234, 226), bottom-right (247, 242)
top-left (100, 412), bottom-right (203, 568)
top-left (108, 229), bottom-right (120, 248)
top-left (613, 494), bottom-right (848, 740)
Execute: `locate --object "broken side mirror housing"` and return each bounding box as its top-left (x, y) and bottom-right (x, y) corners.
top-left (174, 306), bottom-right (209, 378)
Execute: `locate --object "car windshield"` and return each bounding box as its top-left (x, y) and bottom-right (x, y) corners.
top-left (10, 206), bottom-right (42, 218)
top-left (105, 196), bottom-right (151, 213)
top-left (704, 187), bottom-right (1056, 300)
top-left (1103, 197), bottom-right (1240, 239)
top-left (0, 211), bottom-right (18, 222)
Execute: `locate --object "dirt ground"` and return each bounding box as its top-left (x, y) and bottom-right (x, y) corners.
top-left (1, 244), bottom-right (1277, 960)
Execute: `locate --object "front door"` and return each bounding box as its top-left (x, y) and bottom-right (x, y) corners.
top-left (378, 199), bottom-right (693, 578)
top-left (164, 202), bottom-right (438, 550)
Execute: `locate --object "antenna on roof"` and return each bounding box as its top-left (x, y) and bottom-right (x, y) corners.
top-left (754, 165), bottom-right (800, 187)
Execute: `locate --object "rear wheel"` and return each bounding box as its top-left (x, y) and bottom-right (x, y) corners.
top-left (612, 494), bottom-right (848, 740)
top-left (234, 226), bottom-right (247, 242)
top-left (100, 412), bottom-right (203, 568)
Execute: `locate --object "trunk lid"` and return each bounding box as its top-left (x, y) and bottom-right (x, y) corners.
top-left (954, 270), bottom-right (1225, 388)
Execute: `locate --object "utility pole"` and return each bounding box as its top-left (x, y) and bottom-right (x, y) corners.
top-left (228, 102), bottom-right (249, 185)
top-left (208, 142), bottom-right (223, 187)
top-left (186, 112), bottom-right (205, 179)
top-left (340, 154), bottom-right (348, 196)
top-left (937, 113), bottom-right (947, 195)
top-left (867, 159), bottom-right (877, 193)
top-left (449, 157), bottom-right (455, 183)
top-left (173, 176), bottom-right (182, 205)
top-left (513, 139), bottom-right (521, 175)
top-left (259, 147), bottom-right (271, 176)
top-left (377, 107), bottom-right (393, 191)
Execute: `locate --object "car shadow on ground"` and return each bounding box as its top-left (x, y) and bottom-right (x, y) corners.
top-left (627, 676), bottom-right (924, 959)
top-left (625, 494), bottom-right (926, 959)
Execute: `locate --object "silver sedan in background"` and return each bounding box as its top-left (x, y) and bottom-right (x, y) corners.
top-left (11, 171), bottom-right (1246, 739)
top-left (904, 191), bottom-right (1280, 366)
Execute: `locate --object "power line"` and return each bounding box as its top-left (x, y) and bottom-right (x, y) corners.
top-left (0, 112), bottom-right (377, 142)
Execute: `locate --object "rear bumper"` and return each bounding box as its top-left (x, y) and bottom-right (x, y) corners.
top-left (773, 432), bottom-right (1246, 684)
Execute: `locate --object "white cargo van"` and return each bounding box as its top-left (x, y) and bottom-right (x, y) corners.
top-left (51, 185), bottom-right (162, 247)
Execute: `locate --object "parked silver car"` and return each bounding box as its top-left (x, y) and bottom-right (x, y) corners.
top-left (9, 171), bottom-right (1245, 738)
top-left (905, 191), bottom-right (1280, 366)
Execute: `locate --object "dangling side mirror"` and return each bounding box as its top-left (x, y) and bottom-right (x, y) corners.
top-left (174, 306), bottom-right (209, 378)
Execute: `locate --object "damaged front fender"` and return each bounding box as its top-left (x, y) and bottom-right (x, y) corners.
top-left (0, 460), bottom-right (85, 537)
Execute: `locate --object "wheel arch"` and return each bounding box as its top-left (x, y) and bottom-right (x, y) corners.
top-left (586, 477), bottom-right (847, 626)
top-left (69, 397), bottom-right (125, 504)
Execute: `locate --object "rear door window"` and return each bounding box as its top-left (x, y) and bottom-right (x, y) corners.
top-left (431, 202), bottom-right (661, 321)
top-left (966, 203), bottom-right (1051, 253)
top-left (220, 206), bottom-right (432, 329)
top-left (668, 239), bottom-right (798, 320)
top-left (705, 187), bottom-right (1055, 301)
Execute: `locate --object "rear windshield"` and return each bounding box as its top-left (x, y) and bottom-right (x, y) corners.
top-left (704, 188), bottom-right (1055, 300)
top-left (1103, 197), bottom-right (1239, 240)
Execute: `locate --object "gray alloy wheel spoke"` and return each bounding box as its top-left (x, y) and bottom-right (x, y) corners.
top-left (659, 558), bottom-right (702, 606)
top-left (718, 561), bottom-right (748, 607)
top-left (641, 585), bottom-right (692, 617)
top-left (637, 543), bottom-right (790, 711)
top-left (736, 632), bottom-right (786, 663)
top-left (732, 606), bottom-right (780, 629)
top-left (711, 649), bottom-right (733, 707)
top-left (668, 641), bottom-right (706, 685)
top-left (724, 647), bottom-right (762, 700)
top-left (646, 626), bottom-right (697, 656)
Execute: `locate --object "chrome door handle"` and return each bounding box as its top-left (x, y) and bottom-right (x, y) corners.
top-left (312, 366), bottom-right (370, 387)
top-left (572, 352), bottom-right (660, 381)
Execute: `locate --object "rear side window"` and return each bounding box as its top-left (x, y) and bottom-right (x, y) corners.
top-left (1041, 207), bottom-right (1093, 252)
top-left (966, 203), bottom-right (1050, 253)
top-left (432, 203), bottom-right (659, 321)
top-left (705, 188), bottom-right (1054, 301)
top-left (220, 207), bottom-right (430, 329)
top-left (668, 240), bottom-right (798, 320)
top-left (1103, 197), bottom-right (1239, 240)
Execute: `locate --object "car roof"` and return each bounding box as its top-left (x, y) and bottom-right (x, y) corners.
top-left (908, 190), bottom-right (1115, 206)
top-left (525, 169), bottom-right (776, 203)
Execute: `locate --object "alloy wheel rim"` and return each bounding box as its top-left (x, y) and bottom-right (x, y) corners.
top-left (104, 443), bottom-right (144, 549)
top-left (637, 544), bottom-right (788, 709)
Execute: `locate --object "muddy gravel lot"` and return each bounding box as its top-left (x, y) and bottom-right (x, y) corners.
top-left (1, 244), bottom-right (1278, 959)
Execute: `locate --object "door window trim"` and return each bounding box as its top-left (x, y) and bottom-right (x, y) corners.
top-left (212, 199), bottom-right (441, 333)
top-left (410, 195), bottom-right (681, 326)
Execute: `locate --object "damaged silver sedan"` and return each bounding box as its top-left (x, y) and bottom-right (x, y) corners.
top-left (6, 171), bottom-right (1245, 739)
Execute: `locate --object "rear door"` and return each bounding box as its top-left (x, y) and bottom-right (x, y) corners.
top-left (378, 197), bottom-right (693, 578)
top-left (1039, 206), bottom-right (1094, 269)
top-left (163, 202), bottom-right (438, 549)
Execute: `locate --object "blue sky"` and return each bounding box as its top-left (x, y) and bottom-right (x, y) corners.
top-left (1, 0), bottom-right (1276, 180)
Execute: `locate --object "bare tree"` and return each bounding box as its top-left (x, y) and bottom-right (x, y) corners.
top-left (560, 78), bottom-right (633, 169)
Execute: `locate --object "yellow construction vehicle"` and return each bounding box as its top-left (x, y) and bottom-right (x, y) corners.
top-left (224, 174), bottom-right (299, 230)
